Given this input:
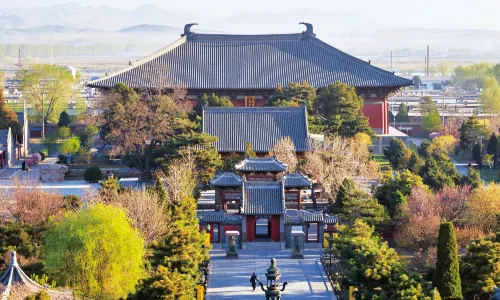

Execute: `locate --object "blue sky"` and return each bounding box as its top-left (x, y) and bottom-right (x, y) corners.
top-left (2, 0), bottom-right (500, 30)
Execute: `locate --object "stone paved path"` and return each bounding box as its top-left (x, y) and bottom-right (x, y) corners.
top-left (206, 249), bottom-right (336, 300)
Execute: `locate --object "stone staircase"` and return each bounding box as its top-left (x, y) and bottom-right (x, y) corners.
top-left (243, 242), bottom-right (283, 251)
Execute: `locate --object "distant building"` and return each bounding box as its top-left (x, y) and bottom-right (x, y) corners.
top-left (88, 23), bottom-right (412, 135)
top-left (0, 128), bottom-right (15, 168)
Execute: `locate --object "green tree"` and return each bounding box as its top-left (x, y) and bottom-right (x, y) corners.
top-left (413, 76), bottom-right (423, 89)
top-left (460, 238), bottom-right (500, 300)
top-left (57, 126), bottom-right (70, 140)
top-left (58, 136), bottom-right (80, 155)
top-left (453, 63), bottom-right (493, 90)
top-left (419, 96), bottom-right (438, 116)
top-left (43, 204), bottom-right (145, 299)
top-left (317, 82), bottom-right (375, 137)
top-left (434, 222), bottom-right (463, 299)
top-left (396, 102), bottom-right (410, 122)
top-left (486, 133), bottom-right (498, 166)
top-left (130, 266), bottom-right (195, 300)
top-left (57, 111), bottom-right (71, 127)
top-left (421, 154), bottom-right (461, 190)
top-left (17, 64), bottom-right (75, 126)
top-left (460, 167), bottom-right (483, 190)
top-left (418, 140), bottom-right (432, 158)
top-left (422, 110), bottom-right (442, 132)
top-left (438, 62), bottom-right (454, 76)
top-left (0, 89), bottom-right (22, 138)
top-left (78, 124), bottom-right (99, 148)
top-left (194, 93), bottom-right (233, 116)
top-left (479, 75), bottom-right (500, 115)
top-left (245, 141), bottom-right (256, 158)
top-left (407, 152), bottom-right (424, 174)
top-left (375, 170), bottom-right (426, 211)
top-left (337, 189), bottom-right (390, 232)
top-left (334, 220), bottom-right (438, 299)
top-left (383, 138), bottom-right (412, 171)
top-left (459, 115), bottom-right (489, 155)
top-left (472, 143), bottom-right (483, 170)
top-left (334, 178), bottom-right (355, 212)
top-left (268, 81), bottom-right (317, 112)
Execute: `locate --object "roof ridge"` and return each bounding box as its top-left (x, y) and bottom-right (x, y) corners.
top-left (309, 36), bottom-right (412, 85)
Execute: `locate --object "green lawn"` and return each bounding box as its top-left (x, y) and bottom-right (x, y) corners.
top-left (372, 154), bottom-right (391, 171)
top-left (480, 168), bottom-right (500, 183)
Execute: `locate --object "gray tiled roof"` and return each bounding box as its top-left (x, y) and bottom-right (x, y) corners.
top-left (302, 212), bottom-right (324, 223)
top-left (88, 31), bottom-right (412, 89)
top-left (203, 107), bottom-right (309, 153)
top-left (325, 216), bottom-right (340, 225)
top-left (211, 172), bottom-right (243, 187)
top-left (283, 173), bottom-right (312, 188)
top-left (197, 212), bottom-right (224, 223)
top-left (242, 181), bottom-right (285, 215)
top-left (235, 158), bottom-right (287, 172)
top-left (223, 216), bottom-right (243, 225)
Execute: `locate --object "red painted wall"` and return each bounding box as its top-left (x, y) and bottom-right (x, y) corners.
top-left (271, 215), bottom-right (281, 242)
top-left (246, 216), bottom-right (256, 242)
top-left (363, 97), bottom-right (388, 134)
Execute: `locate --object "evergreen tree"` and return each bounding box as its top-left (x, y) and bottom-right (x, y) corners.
top-left (407, 152), bottom-right (424, 174)
top-left (459, 116), bottom-right (489, 154)
top-left (391, 190), bottom-right (407, 216)
top-left (396, 102), bottom-right (410, 122)
top-left (434, 222), bottom-right (463, 299)
top-left (334, 178), bottom-right (355, 212)
top-left (486, 133), bottom-right (498, 166)
top-left (245, 141), bottom-right (256, 158)
top-left (317, 82), bottom-right (375, 137)
top-left (268, 81), bottom-right (316, 112)
top-left (419, 96), bottom-right (438, 116)
top-left (421, 155), bottom-right (461, 190)
top-left (460, 167), bottom-right (483, 190)
top-left (57, 110), bottom-right (71, 127)
top-left (418, 140), bottom-right (432, 158)
top-left (0, 89), bottom-right (22, 138)
top-left (472, 143), bottom-right (483, 170)
top-left (194, 93), bottom-right (233, 116)
top-left (383, 138), bottom-right (411, 170)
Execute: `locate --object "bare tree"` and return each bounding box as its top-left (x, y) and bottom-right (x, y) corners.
top-left (103, 189), bottom-right (171, 244)
top-left (159, 150), bottom-right (197, 205)
top-left (98, 85), bottom-right (189, 179)
top-left (270, 136), bottom-right (298, 172)
top-left (303, 134), bottom-right (379, 202)
top-left (0, 179), bottom-right (65, 225)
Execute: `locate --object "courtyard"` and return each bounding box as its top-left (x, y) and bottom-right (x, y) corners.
top-left (206, 249), bottom-right (337, 300)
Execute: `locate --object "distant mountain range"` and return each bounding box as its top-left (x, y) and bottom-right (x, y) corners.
top-left (1, 2), bottom-right (500, 53)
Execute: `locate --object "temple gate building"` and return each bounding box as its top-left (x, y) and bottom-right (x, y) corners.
top-left (197, 157), bottom-right (339, 249)
top-left (88, 23), bottom-right (412, 135)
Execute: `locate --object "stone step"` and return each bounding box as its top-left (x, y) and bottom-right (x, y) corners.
top-left (243, 242), bottom-right (283, 250)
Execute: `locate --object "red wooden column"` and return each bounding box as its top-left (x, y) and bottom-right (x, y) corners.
top-left (246, 216), bottom-right (256, 242)
top-left (271, 215), bottom-right (281, 242)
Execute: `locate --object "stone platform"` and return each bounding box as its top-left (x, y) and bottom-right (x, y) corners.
top-left (206, 249), bottom-right (336, 300)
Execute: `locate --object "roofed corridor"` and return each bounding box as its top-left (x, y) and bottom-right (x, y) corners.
top-left (206, 249), bottom-right (336, 300)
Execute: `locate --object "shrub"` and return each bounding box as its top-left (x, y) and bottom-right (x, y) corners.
top-left (58, 136), bottom-right (81, 155)
top-left (31, 153), bottom-right (41, 164)
top-left (84, 166), bottom-right (103, 183)
top-left (39, 149), bottom-right (49, 161)
top-left (24, 290), bottom-right (50, 300)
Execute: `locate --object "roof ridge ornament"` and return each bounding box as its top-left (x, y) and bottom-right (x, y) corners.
top-left (299, 22), bottom-right (315, 37)
top-left (182, 23), bottom-right (198, 37)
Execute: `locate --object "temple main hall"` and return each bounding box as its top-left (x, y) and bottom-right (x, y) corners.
top-left (88, 23), bottom-right (412, 135)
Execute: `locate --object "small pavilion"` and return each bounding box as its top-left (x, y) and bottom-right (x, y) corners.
top-left (0, 251), bottom-right (73, 299)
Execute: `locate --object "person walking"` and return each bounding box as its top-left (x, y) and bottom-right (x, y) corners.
top-left (250, 272), bottom-right (259, 291)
